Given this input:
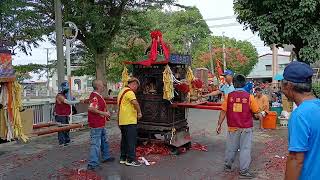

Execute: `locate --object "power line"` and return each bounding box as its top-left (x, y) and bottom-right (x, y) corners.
top-left (204, 15), bottom-right (237, 21)
top-left (209, 23), bottom-right (241, 28)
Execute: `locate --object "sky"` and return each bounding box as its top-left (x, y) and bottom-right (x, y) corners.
top-left (13, 0), bottom-right (287, 67)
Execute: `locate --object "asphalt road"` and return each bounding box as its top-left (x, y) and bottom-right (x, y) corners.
top-left (0, 109), bottom-right (288, 180)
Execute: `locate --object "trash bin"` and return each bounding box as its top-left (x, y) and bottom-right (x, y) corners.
top-left (271, 106), bottom-right (283, 124)
top-left (263, 111), bottom-right (277, 129)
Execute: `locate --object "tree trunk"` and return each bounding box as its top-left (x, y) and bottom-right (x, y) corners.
top-left (95, 53), bottom-right (108, 96)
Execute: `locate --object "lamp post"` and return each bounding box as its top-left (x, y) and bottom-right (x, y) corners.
top-left (63, 21), bottom-right (78, 97)
top-left (64, 21), bottom-right (78, 124)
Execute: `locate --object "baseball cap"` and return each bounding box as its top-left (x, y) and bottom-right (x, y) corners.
top-left (60, 81), bottom-right (69, 91)
top-left (128, 77), bottom-right (140, 86)
top-left (283, 61), bottom-right (314, 83)
top-left (222, 69), bottom-right (234, 76)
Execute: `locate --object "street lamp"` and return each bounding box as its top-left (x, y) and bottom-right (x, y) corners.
top-left (64, 21), bottom-right (78, 124)
top-left (63, 21), bottom-right (78, 95)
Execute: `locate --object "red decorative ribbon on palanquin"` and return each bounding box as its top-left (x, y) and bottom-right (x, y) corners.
top-left (137, 30), bottom-right (170, 66)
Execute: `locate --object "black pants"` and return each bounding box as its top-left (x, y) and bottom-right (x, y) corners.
top-left (55, 116), bottom-right (70, 145)
top-left (120, 124), bottom-right (137, 162)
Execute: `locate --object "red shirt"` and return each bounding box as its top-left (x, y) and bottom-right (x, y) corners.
top-left (55, 93), bottom-right (71, 116)
top-left (88, 92), bottom-right (107, 128)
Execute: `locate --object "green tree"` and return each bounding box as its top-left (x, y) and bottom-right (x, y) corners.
top-left (193, 36), bottom-right (258, 76)
top-left (73, 7), bottom-right (211, 82)
top-left (3, 0), bottom-right (178, 94)
top-left (234, 0), bottom-right (320, 64)
top-left (13, 64), bottom-right (48, 82)
top-left (0, 0), bottom-right (52, 54)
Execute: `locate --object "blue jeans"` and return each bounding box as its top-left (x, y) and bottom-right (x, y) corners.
top-left (55, 116), bottom-right (70, 145)
top-left (88, 128), bottom-right (111, 167)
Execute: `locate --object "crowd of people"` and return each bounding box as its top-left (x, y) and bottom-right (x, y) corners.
top-left (53, 61), bottom-right (320, 179)
top-left (204, 61), bottom-right (320, 179)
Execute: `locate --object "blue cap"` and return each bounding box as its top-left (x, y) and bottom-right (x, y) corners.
top-left (60, 81), bottom-right (69, 92)
top-left (283, 61), bottom-right (314, 83)
top-left (222, 69), bottom-right (234, 76)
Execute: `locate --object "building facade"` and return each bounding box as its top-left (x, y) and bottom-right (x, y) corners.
top-left (247, 53), bottom-right (291, 82)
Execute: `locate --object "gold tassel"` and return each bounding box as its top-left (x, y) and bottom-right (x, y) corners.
top-left (163, 65), bottom-right (174, 101)
top-left (122, 66), bottom-right (129, 87)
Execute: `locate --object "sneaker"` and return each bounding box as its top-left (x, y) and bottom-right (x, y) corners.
top-left (119, 159), bottom-right (127, 164)
top-left (224, 165), bottom-right (232, 172)
top-left (102, 157), bottom-right (115, 163)
top-left (239, 171), bottom-right (255, 179)
top-left (125, 160), bottom-right (142, 167)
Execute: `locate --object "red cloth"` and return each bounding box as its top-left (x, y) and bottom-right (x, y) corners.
top-left (226, 91), bottom-right (253, 128)
top-left (55, 93), bottom-right (71, 116)
top-left (88, 92), bottom-right (107, 128)
top-left (129, 30), bottom-right (170, 66)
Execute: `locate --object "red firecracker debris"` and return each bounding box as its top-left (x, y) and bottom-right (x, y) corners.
top-left (136, 142), bottom-right (171, 157)
top-left (49, 168), bottom-right (102, 180)
top-left (191, 143), bottom-right (208, 152)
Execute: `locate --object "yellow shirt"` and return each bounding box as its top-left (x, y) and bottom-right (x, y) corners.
top-left (255, 95), bottom-right (270, 112)
top-left (117, 87), bottom-right (138, 125)
top-left (221, 94), bottom-right (259, 132)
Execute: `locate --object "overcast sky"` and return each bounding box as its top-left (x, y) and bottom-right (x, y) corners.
top-left (13, 0), bottom-right (283, 66)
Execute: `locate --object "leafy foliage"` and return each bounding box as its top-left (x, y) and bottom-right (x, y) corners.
top-left (313, 82), bottom-right (320, 98)
top-left (193, 36), bottom-right (258, 76)
top-left (13, 63), bottom-right (47, 82)
top-left (73, 8), bottom-right (211, 82)
top-left (0, 0), bottom-right (53, 54)
top-left (234, 0), bottom-right (320, 64)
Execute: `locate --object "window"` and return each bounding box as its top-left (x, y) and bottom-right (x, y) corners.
top-left (265, 65), bottom-right (272, 71)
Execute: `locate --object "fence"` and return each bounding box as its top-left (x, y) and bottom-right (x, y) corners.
top-left (22, 101), bottom-right (94, 125)
top-left (23, 102), bottom-right (55, 125)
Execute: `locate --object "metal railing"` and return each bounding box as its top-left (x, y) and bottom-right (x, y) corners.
top-left (23, 102), bottom-right (55, 125)
top-left (22, 100), bottom-right (119, 125)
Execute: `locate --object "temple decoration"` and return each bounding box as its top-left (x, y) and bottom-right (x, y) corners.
top-left (163, 65), bottom-right (174, 101)
top-left (0, 50), bottom-right (28, 142)
top-left (121, 66), bottom-right (129, 87)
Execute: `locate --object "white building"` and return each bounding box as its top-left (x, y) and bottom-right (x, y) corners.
top-left (247, 53), bottom-right (291, 82)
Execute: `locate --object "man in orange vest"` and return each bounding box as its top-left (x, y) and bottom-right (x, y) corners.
top-left (216, 74), bottom-right (259, 179)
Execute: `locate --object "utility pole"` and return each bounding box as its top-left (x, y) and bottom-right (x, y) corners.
top-left (55, 0), bottom-right (65, 86)
top-left (209, 43), bottom-right (214, 75)
top-left (44, 48), bottom-right (50, 92)
top-left (272, 44), bottom-right (278, 84)
top-left (222, 32), bottom-right (227, 72)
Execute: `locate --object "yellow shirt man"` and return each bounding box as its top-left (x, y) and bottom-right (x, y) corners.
top-left (255, 94), bottom-right (269, 112)
top-left (117, 87), bottom-right (138, 125)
